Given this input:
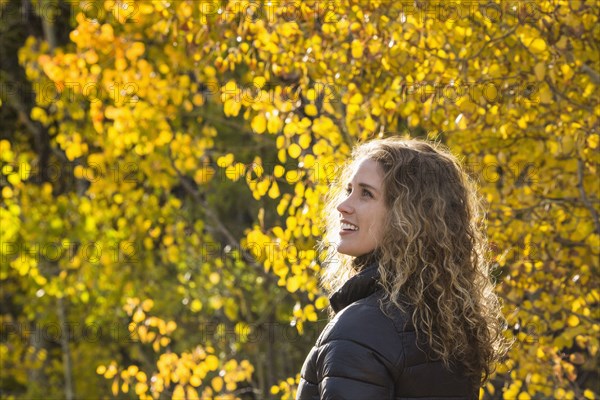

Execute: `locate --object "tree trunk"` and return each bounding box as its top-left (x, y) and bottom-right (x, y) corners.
top-left (57, 297), bottom-right (74, 400)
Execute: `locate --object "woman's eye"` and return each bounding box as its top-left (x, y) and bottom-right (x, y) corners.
top-left (362, 189), bottom-right (373, 198)
top-left (345, 187), bottom-right (352, 195)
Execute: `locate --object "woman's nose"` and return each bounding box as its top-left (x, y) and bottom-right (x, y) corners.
top-left (337, 197), bottom-right (353, 214)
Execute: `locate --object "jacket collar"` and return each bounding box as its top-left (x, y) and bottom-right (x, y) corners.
top-left (329, 261), bottom-right (381, 313)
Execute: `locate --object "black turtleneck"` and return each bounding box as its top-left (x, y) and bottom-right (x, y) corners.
top-left (328, 261), bottom-right (381, 313)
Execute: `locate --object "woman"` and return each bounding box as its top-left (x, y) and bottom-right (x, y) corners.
top-left (296, 136), bottom-right (509, 399)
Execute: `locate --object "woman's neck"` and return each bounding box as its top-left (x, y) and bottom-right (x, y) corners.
top-left (352, 250), bottom-right (380, 271)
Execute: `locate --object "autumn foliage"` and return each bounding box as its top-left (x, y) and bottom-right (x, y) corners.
top-left (1, 0), bottom-right (598, 399)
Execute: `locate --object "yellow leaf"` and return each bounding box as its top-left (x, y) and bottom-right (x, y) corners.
top-left (155, 130), bottom-right (172, 146)
top-left (488, 63), bottom-right (502, 78)
top-left (534, 62), bottom-right (545, 81)
top-left (136, 371), bottom-right (147, 382)
top-left (536, 347), bottom-right (545, 358)
top-left (567, 315), bottom-right (580, 327)
top-left (191, 299), bottom-right (203, 312)
top-left (193, 93), bottom-right (204, 106)
top-left (587, 134), bottom-right (599, 149)
top-left (286, 276), bottom-right (300, 293)
top-left (561, 64), bottom-right (574, 80)
top-left (141, 299), bottom-right (154, 312)
top-left (299, 133), bottom-right (311, 149)
top-left (173, 385), bottom-right (185, 399)
top-left (256, 179), bottom-right (270, 197)
top-left (315, 296), bottom-right (329, 310)
top-left (304, 304), bottom-right (317, 321)
top-left (278, 149), bottom-right (287, 163)
top-left (212, 376), bottom-right (223, 392)
top-left (364, 116), bottom-right (376, 132)
top-left (188, 386), bottom-right (200, 400)
top-left (268, 180), bottom-right (280, 199)
top-left (125, 42), bottom-right (145, 61)
top-left (274, 165), bottom-right (285, 178)
top-left (539, 84), bottom-right (553, 104)
top-left (132, 309), bottom-right (145, 323)
top-left (127, 365), bottom-right (139, 376)
top-left (30, 106), bottom-right (46, 122)
top-left (276, 135), bottom-right (286, 149)
top-left (224, 298), bottom-right (238, 320)
top-left (305, 104), bottom-right (318, 116)
top-left (190, 375), bottom-right (202, 387)
top-left (351, 39), bottom-right (364, 58)
top-left (527, 37), bottom-right (547, 54)
top-left (135, 382), bottom-right (148, 395)
top-left (209, 272), bottom-right (220, 284)
top-left (84, 49), bottom-right (99, 64)
top-left (286, 216), bottom-right (297, 230)
top-left (205, 355), bottom-right (219, 371)
top-left (217, 153), bottom-right (234, 168)
top-left (288, 143), bottom-right (302, 159)
top-left (267, 114), bottom-right (282, 134)
top-left (2, 187), bottom-right (13, 199)
top-left (251, 114), bottom-right (266, 134)
top-left (224, 98), bottom-right (241, 117)
top-left (349, 93), bottom-right (363, 104)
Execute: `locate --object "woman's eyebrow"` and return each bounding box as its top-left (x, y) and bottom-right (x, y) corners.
top-left (356, 182), bottom-right (380, 194)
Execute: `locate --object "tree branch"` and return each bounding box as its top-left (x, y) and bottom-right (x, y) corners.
top-left (581, 64), bottom-right (600, 86)
top-left (577, 159), bottom-right (600, 234)
top-left (37, 0), bottom-right (56, 53)
top-left (0, 70), bottom-right (68, 164)
top-left (166, 146), bottom-right (277, 284)
top-left (544, 77), bottom-right (594, 114)
top-left (57, 297), bottom-right (74, 400)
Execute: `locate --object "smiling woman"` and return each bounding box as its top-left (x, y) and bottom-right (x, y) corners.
top-left (296, 136), bottom-right (511, 400)
top-left (336, 158), bottom-right (388, 257)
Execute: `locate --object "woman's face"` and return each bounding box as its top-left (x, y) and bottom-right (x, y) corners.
top-left (336, 158), bottom-right (388, 257)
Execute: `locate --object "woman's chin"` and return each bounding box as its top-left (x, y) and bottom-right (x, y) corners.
top-left (336, 245), bottom-right (350, 256)
top-left (336, 245), bottom-right (360, 257)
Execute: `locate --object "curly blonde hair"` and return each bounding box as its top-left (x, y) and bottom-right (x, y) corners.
top-left (319, 136), bottom-right (510, 383)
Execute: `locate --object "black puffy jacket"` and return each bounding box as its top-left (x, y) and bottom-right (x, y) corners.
top-left (296, 263), bottom-right (479, 400)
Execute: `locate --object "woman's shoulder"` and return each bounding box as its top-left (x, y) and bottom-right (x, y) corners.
top-left (316, 292), bottom-right (414, 360)
top-left (336, 290), bottom-right (414, 328)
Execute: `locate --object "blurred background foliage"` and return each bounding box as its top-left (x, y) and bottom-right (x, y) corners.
top-left (0, 0), bottom-right (598, 399)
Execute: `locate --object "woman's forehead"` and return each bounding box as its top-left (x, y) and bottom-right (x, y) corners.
top-left (348, 159), bottom-right (384, 183)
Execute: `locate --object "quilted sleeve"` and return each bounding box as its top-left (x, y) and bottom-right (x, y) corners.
top-left (315, 339), bottom-right (394, 400)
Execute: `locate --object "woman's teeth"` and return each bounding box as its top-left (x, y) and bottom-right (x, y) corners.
top-left (341, 222), bottom-right (359, 231)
